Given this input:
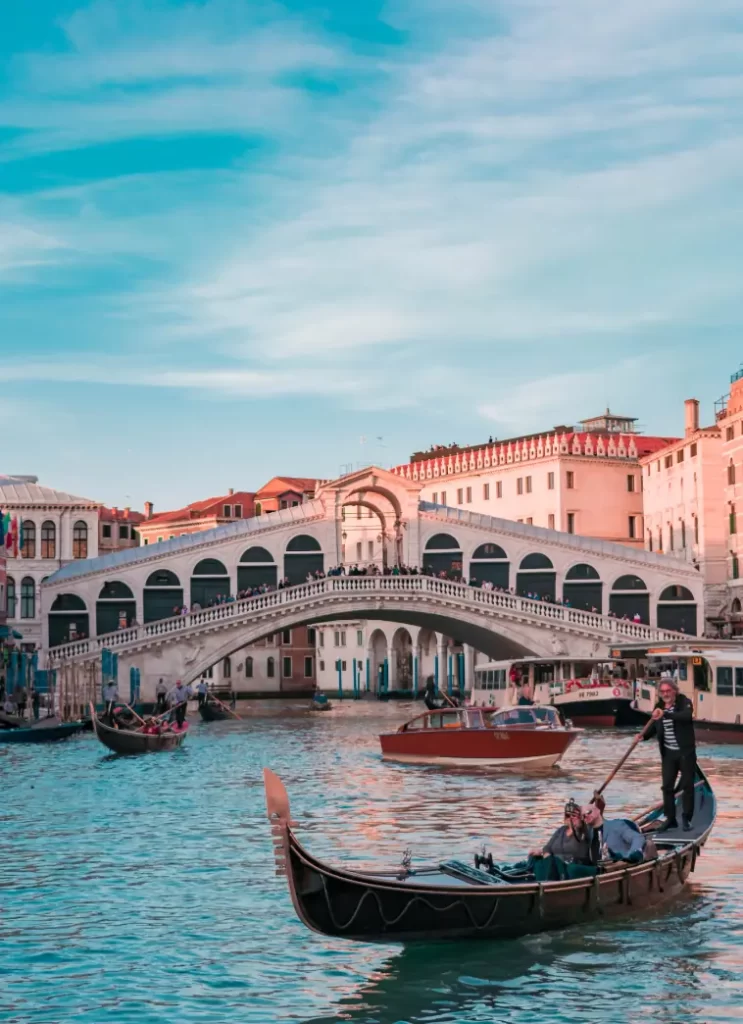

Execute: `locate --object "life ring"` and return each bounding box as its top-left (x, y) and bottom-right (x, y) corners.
top-left (613, 687), bottom-right (621, 697)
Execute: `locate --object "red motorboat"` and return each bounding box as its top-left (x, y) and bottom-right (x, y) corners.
top-left (379, 705), bottom-right (579, 768)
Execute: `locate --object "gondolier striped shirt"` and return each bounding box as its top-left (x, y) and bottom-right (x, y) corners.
top-left (662, 712), bottom-right (680, 751)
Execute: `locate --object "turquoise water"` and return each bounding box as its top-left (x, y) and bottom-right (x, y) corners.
top-left (1, 702), bottom-right (742, 1024)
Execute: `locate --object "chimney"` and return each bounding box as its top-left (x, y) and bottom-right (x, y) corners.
top-left (684, 398), bottom-right (700, 437)
top-left (124, 507), bottom-right (130, 518)
top-left (228, 488), bottom-right (235, 496)
top-left (144, 501), bottom-right (154, 519)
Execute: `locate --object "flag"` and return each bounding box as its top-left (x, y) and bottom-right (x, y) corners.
top-left (0, 512), bottom-right (4, 546)
top-left (4, 513), bottom-right (12, 552)
top-left (10, 516), bottom-right (18, 557)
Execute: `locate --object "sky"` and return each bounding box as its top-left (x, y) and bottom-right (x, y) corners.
top-left (2, 0), bottom-right (743, 510)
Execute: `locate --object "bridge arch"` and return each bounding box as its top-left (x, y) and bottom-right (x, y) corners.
top-left (516, 553), bottom-right (555, 600)
top-left (191, 558), bottom-right (230, 608)
top-left (144, 569), bottom-right (184, 623)
top-left (49, 593), bottom-right (89, 648)
top-left (238, 546), bottom-right (278, 592)
top-left (610, 574), bottom-right (649, 624)
top-left (469, 542), bottom-right (509, 589)
top-left (563, 562), bottom-right (602, 613)
top-left (657, 584), bottom-right (697, 635)
top-left (423, 533), bottom-right (463, 578)
top-left (96, 580), bottom-right (136, 635)
top-left (284, 534), bottom-right (324, 584)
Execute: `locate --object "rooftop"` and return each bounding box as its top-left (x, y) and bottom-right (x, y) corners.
top-left (0, 479), bottom-right (99, 507)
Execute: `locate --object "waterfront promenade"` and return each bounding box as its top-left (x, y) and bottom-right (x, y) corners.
top-left (1, 703), bottom-right (741, 1024)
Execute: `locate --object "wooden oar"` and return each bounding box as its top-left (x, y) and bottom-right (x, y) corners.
top-left (439, 689), bottom-right (458, 709)
top-left (209, 693), bottom-right (243, 721)
top-left (150, 701), bottom-right (187, 725)
top-left (593, 718), bottom-right (655, 799)
top-left (121, 702), bottom-right (146, 726)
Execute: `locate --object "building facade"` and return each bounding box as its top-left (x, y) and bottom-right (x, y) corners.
top-left (99, 507), bottom-right (145, 553)
top-left (205, 625), bottom-right (317, 695)
top-left (392, 411), bottom-right (677, 548)
top-left (715, 368), bottom-right (743, 632)
top-left (138, 489), bottom-right (257, 546)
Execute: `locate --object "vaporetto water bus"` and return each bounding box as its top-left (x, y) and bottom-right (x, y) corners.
top-left (470, 656), bottom-right (647, 727)
top-left (613, 642), bottom-right (743, 743)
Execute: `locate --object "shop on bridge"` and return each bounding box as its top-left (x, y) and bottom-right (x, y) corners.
top-left (284, 535), bottom-right (323, 585)
top-left (562, 562), bottom-right (603, 612)
top-left (516, 553), bottom-right (556, 600)
top-left (238, 546), bottom-right (278, 590)
top-left (96, 581), bottom-right (136, 635)
top-left (191, 558), bottom-right (230, 608)
top-left (423, 533), bottom-right (463, 577)
top-left (143, 569), bottom-right (184, 622)
top-left (609, 574), bottom-right (649, 624)
top-left (49, 594), bottom-right (89, 647)
top-left (469, 543), bottom-right (509, 588)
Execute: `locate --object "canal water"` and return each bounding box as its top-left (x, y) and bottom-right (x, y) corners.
top-left (1, 702), bottom-right (741, 1024)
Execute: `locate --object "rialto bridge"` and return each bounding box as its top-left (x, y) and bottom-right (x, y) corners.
top-left (41, 468), bottom-right (703, 697)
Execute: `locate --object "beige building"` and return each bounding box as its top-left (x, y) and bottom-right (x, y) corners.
top-left (393, 411), bottom-right (676, 548)
top-left (716, 369), bottom-right (743, 631)
top-left (639, 399), bottom-right (726, 631)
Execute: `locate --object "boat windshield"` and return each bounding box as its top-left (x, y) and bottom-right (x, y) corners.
top-left (532, 706), bottom-right (562, 728)
top-left (487, 707), bottom-right (538, 727)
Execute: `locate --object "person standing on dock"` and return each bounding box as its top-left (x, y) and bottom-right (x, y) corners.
top-left (196, 677), bottom-right (208, 709)
top-left (155, 678), bottom-right (167, 714)
top-left (644, 676), bottom-right (696, 832)
top-left (167, 679), bottom-right (192, 728)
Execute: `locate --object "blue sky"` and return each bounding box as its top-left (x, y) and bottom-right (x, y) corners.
top-left (2, 0), bottom-right (743, 510)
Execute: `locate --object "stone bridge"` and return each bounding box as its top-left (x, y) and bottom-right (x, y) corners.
top-left (41, 467), bottom-right (702, 697)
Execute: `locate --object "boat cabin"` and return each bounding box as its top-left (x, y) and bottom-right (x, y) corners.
top-left (634, 645), bottom-right (743, 726)
top-left (471, 656), bottom-right (637, 708)
top-left (399, 705), bottom-right (563, 732)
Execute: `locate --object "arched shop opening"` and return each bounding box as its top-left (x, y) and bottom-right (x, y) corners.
top-left (238, 546), bottom-right (278, 591)
top-left (391, 627), bottom-right (414, 691)
top-left (369, 629), bottom-right (389, 694)
top-left (469, 543), bottom-right (509, 588)
top-left (563, 563), bottom-right (602, 613)
top-left (657, 585), bottom-right (697, 635)
top-left (49, 594), bottom-right (89, 648)
top-left (423, 534), bottom-right (463, 577)
top-left (96, 581), bottom-right (136, 635)
top-left (143, 569), bottom-right (184, 623)
top-left (191, 558), bottom-right (230, 608)
top-left (609, 575), bottom-right (649, 624)
top-left (284, 535), bottom-right (323, 585)
top-left (516, 553), bottom-right (556, 600)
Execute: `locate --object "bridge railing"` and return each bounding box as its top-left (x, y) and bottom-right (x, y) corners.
top-left (48, 574), bottom-right (690, 662)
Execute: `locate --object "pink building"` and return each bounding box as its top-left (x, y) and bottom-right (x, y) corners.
top-left (640, 399), bottom-right (726, 630)
top-left (393, 411), bottom-right (676, 547)
top-left (715, 368), bottom-right (743, 631)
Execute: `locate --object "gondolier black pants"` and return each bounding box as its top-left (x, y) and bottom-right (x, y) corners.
top-left (175, 703), bottom-right (187, 727)
top-left (661, 749), bottom-right (696, 822)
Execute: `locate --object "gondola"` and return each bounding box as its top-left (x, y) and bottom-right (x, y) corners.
top-left (263, 766), bottom-right (715, 943)
top-left (198, 700), bottom-right (235, 722)
top-left (90, 707), bottom-right (188, 754)
top-left (0, 718), bottom-right (86, 744)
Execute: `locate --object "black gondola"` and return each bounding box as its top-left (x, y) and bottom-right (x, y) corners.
top-left (198, 700), bottom-right (235, 722)
top-left (263, 767), bottom-right (715, 943)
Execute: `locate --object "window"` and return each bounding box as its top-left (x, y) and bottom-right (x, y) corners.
top-left (265, 634), bottom-right (274, 645)
top-left (283, 657), bottom-right (292, 679)
top-left (245, 656), bottom-right (253, 678)
top-left (432, 491), bottom-right (438, 504)
top-left (657, 527), bottom-right (663, 551)
top-left (676, 449), bottom-right (684, 464)
top-left (280, 500), bottom-right (288, 510)
top-left (727, 426), bottom-right (735, 441)
top-left (483, 483), bottom-right (490, 500)
top-left (304, 656), bottom-right (313, 678)
top-left (334, 630), bottom-right (339, 646)
top-left (319, 632), bottom-right (324, 647)
top-left (340, 630), bottom-right (346, 646)
top-left (143, 539), bottom-right (149, 546)
top-left (319, 660), bottom-right (325, 671)
top-left (341, 660), bottom-right (347, 671)
top-left (547, 472), bottom-right (555, 490)
top-left (223, 656), bottom-right (232, 678)
top-left (628, 516), bottom-right (636, 539)
top-left (525, 476), bottom-right (532, 494)
top-left (548, 514), bottom-right (555, 529)
top-left (690, 443), bottom-right (698, 457)
top-left (73, 522), bottom-right (88, 559)
top-left (457, 488), bottom-right (464, 504)
top-left (694, 516), bottom-right (699, 544)
top-left (733, 555), bottom-right (740, 580)
top-left (646, 465), bottom-right (651, 477)
top-left (7, 577), bottom-right (15, 617)
top-left (102, 524), bottom-right (112, 539)
top-left (681, 520), bottom-right (686, 548)
top-left (441, 491), bottom-right (447, 505)
top-left (41, 521), bottom-right (56, 560)
top-left (255, 502), bottom-right (262, 516)
top-left (368, 541), bottom-right (374, 558)
top-left (526, 517), bottom-right (533, 525)
top-left (465, 486), bottom-right (472, 503)
top-left (627, 474), bottom-right (635, 492)
top-left (22, 521), bottom-right (35, 559)
top-left (656, 460), bottom-right (660, 473)
top-left (566, 512), bottom-right (575, 534)
top-left (517, 478), bottom-right (523, 495)
top-left (282, 629), bottom-right (292, 644)
top-left (307, 628), bottom-right (316, 645)
top-left (235, 504), bottom-right (243, 518)
top-left (736, 668), bottom-right (743, 698)
top-left (731, 505), bottom-right (737, 535)
top-left (223, 504), bottom-right (232, 518)
top-left (20, 578), bottom-right (34, 619)
top-left (648, 530), bottom-right (653, 551)
top-left (292, 501), bottom-right (299, 507)
top-left (669, 524), bottom-right (674, 551)
top-left (119, 525), bottom-right (129, 540)
top-left (356, 629), bottom-right (363, 646)
top-left (717, 666), bottom-right (733, 696)
top-left (267, 657), bottom-right (275, 678)
top-left (566, 471), bottom-right (574, 489)
top-left (496, 482), bottom-right (502, 498)
top-left (664, 455), bottom-right (673, 469)
top-left (728, 462), bottom-right (736, 486)
top-left (157, 537), bottom-right (163, 543)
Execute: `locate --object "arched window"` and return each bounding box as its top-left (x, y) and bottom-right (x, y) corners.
top-left (22, 521), bottom-right (35, 559)
top-left (6, 576), bottom-right (15, 618)
top-left (565, 563), bottom-right (600, 580)
top-left (424, 533), bottom-right (460, 550)
top-left (612, 575), bottom-right (648, 591)
top-left (563, 564), bottom-right (602, 613)
top-left (285, 535), bottom-right (322, 552)
top-left (729, 461), bottom-right (736, 486)
top-left (20, 577), bottom-right (35, 619)
top-left (245, 656), bottom-right (254, 678)
top-left (267, 657), bottom-right (275, 678)
top-left (609, 575), bottom-right (649, 624)
top-left (41, 521), bottom-right (56, 560)
top-left (516, 552), bottom-right (556, 600)
top-left (519, 553), bottom-right (554, 570)
top-left (659, 585), bottom-right (695, 601)
top-left (72, 521), bottom-right (88, 559)
top-left (422, 533), bottom-right (463, 579)
top-left (223, 656), bottom-right (232, 679)
top-left (469, 542), bottom-right (509, 589)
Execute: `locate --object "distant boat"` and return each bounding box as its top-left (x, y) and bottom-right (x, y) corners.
top-left (0, 718), bottom-right (86, 744)
top-left (198, 700), bottom-right (236, 722)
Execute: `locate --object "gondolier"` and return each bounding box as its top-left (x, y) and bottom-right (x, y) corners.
top-left (102, 679), bottom-right (119, 719)
top-left (643, 676), bottom-right (696, 832)
top-left (167, 679), bottom-right (192, 727)
top-left (196, 678), bottom-right (208, 709)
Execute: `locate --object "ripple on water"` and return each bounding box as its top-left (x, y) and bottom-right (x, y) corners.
top-left (1, 704), bottom-right (742, 1024)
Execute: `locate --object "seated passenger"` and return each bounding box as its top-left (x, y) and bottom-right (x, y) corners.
top-left (529, 799), bottom-right (593, 865)
top-left (582, 798), bottom-right (655, 864)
